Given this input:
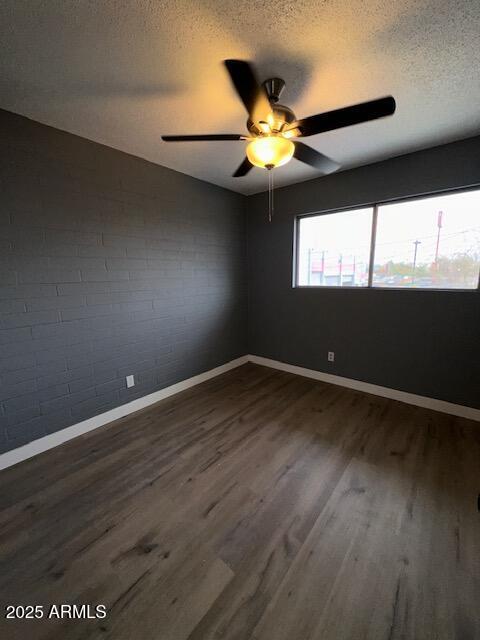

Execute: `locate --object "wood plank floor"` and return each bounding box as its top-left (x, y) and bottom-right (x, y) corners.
top-left (0, 363), bottom-right (479, 640)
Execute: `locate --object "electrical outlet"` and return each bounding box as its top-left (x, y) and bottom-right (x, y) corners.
top-left (328, 351), bottom-right (335, 363)
top-left (126, 375), bottom-right (135, 388)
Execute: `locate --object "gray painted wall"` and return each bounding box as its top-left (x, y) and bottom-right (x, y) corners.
top-left (1, 110), bottom-right (479, 456)
top-left (0, 110), bottom-right (247, 454)
top-left (247, 137), bottom-right (480, 409)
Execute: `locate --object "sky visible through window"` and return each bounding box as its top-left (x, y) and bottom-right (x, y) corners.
top-left (373, 191), bottom-right (480, 288)
top-left (297, 208), bottom-right (372, 287)
top-left (297, 189), bottom-right (480, 289)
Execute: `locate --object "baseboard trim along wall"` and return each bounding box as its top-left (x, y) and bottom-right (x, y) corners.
top-left (0, 356), bottom-right (249, 471)
top-left (248, 355), bottom-right (480, 422)
top-left (1, 353), bottom-right (478, 471)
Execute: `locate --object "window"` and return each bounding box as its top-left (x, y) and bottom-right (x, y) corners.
top-left (295, 188), bottom-right (480, 290)
top-left (297, 207), bottom-right (373, 287)
top-left (373, 190), bottom-right (480, 289)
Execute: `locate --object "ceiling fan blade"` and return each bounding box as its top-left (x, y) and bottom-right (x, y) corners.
top-left (293, 142), bottom-right (340, 174)
top-left (162, 134), bottom-right (245, 141)
top-left (224, 59), bottom-right (273, 125)
top-left (233, 157), bottom-right (253, 177)
top-left (288, 96), bottom-right (396, 137)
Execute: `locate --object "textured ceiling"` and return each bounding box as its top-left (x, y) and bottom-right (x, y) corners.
top-left (1, 0), bottom-right (479, 194)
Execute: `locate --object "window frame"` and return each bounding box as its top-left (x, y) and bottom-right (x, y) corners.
top-left (293, 184), bottom-right (480, 292)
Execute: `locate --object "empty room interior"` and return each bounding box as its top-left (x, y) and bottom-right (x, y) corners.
top-left (1, 1), bottom-right (479, 639)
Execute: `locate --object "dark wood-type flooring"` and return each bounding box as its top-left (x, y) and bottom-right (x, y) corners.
top-left (0, 364), bottom-right (479, 640)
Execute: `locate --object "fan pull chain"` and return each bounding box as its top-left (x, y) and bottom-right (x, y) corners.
top-left (267, 165), bottom-right (274, 222)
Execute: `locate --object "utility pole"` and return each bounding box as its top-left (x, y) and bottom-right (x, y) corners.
top-left (338, 254), bottom-right (343, 286)
top-left (321, 250), bottom-right (325, 285)
top-left (412, 240), bottom-right (421, 284)
top-left (434, 211), bottom-right (443, 278)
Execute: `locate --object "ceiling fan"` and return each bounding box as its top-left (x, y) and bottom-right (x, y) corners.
top-left (162, 59), bottom-right (396, 178)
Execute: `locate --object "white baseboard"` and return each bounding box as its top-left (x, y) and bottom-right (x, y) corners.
top-left (2, 352), bottom-right (478, 471)
top-left (248, 355), bottom-right (480, 422)
top-left (0, 356), bottom-right (248, 471)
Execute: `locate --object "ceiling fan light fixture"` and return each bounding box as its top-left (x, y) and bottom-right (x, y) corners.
top-left (246, 135), bottom-right (294, 169)
top-left (162, 60), bottom-right (396, 183)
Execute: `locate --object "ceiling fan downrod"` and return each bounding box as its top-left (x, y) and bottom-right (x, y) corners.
top-left (262, 77), bottom-right (285, 104)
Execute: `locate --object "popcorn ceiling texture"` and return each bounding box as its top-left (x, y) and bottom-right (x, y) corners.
top-left (1, 0), bottom-right (479, 194)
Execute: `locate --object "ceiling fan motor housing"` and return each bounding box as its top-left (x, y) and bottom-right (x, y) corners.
top-left (247, 78), bottom-right (296, 135)
top-left (247, 103), bottom-right (296, 136)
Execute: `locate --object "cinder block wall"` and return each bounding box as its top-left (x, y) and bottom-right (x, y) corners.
top-left (247, 136), bottom-right (480, 409)
top-left (0, 110), bottom-right (247, 453)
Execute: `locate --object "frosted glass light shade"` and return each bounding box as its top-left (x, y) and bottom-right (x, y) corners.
top-left (246, 136), bottom-right (294, 169)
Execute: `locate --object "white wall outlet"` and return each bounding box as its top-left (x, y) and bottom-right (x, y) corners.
top-left (126, 375), bottom-right (135, 388)
top-left (328, 351), bottom-right (335, 363)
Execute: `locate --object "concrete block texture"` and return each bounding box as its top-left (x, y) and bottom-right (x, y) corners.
top-left (0, 109), bottom-right (247, 453)
top-left (247, 136), bottom-right (480, 410)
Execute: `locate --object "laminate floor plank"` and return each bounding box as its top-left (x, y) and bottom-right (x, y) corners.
top-left (0, 364), bottom-right (478, 640)
top-left (251, 403), bottom-right (480, 640)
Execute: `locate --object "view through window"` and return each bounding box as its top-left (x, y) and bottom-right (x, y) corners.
top-left (373, 190), bottom-right (480, 289)
top-left (297, 207), bottom-right (373, 287)
top-left (296, 188), bottom-right (480, 289)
